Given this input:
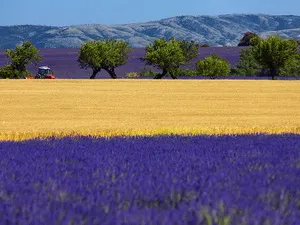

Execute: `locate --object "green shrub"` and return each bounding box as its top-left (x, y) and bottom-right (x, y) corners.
top-left (175, 68), bottom-right (198, 77)
top-left (140, 67), bottom-right (159, 77)
top-left (196, 54), bottom-right (231, 79)
top-left (125, 72), bottom-right (139, 79)
top-left (0, 65), bottom-right (29, 79)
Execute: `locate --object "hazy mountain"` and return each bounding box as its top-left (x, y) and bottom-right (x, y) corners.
top-left (0, 14), bottom-right (300, 48)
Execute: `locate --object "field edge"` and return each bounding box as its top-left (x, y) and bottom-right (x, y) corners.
top-left (1, 126), bottom-right (300, 141)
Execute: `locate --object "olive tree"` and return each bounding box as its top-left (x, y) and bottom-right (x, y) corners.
top-left (0, 41), bottom-right (42, 79)
top-left (196, 54), bottom-right (230, 79)
top-left (250, 35), bottom-right (298, 80)
top-left (78, 39), bottom-right (132, 79)
top-left (144, 38), bottom-right (186, 79)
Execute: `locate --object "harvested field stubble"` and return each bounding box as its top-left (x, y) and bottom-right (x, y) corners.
top-left (1, 80), bottom-right (300, 140)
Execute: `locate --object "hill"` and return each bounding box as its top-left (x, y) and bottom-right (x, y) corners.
top-left (0, 14), bottom-right (300, 48)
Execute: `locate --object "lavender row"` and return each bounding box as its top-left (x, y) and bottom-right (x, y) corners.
top-left (0, 135), bottom-right (300, 225)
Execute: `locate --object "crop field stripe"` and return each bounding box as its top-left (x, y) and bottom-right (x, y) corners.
top-left (1, 80), bottom-right (300, 141)
top-left (1, 134), bottom-right (300, 224)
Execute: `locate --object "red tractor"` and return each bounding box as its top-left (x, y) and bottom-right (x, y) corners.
top-left (34, 66), bottom-right (56, 79)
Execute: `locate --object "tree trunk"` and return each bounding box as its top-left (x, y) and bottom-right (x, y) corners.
top-left (270, 66), bottom-right (278, 80)
top-left (154, 73), bottom-right (164, 79)
top-left (170, 67), bottom-right (179, 79)
top-left (154, 69), bottom-right (167, 79)
top-left (170, 73), bottom-right (178, 79)
top-left (105, 68), bottom-right (117, 79)
top-left (90, 69), bottom-right (100, 79)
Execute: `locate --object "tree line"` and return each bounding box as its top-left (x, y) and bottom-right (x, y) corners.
top-left (1, 33), bottom-right (300, 80)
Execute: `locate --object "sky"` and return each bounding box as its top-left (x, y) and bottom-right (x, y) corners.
top-left (0, 0), bottom-right (299, 26)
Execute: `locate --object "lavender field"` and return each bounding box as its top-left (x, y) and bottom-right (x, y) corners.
top-left (1, 47), bottom-right (300, 79)
top-left (0, 47), bottom-right (245, 79)
top-left (1, 135), bottom-right (300, 225)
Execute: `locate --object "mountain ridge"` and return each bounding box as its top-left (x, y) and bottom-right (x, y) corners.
top-left (0, 14), bottom-right (300, 48)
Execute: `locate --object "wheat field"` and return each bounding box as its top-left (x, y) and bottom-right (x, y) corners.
top-left (1, 79), bottom-right (300, 140)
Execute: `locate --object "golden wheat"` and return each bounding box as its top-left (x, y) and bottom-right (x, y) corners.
top-left (1, 79), bottom-right (300, 141)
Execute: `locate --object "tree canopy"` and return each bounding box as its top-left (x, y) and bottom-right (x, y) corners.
top-left (144, 38), bottom-right (199, 79)
top-left (0, 41), bottom-right (42, 79)
top-left (177, 39), bottom-right (200, 64)
top-left (231, 48), bottom-right (261, 76)
top-left (250, 35), bottom-right (298, 79)
top-left (196, 54), bottom-right (230, 79)
top-left (78, 39), bottom-right (132, 79)
top-left (144, 38), bottom-right (185, 79)
top-left (279, 53), bottom-right (300, 77)
top-left (238, 32), bottom-right (260, 46)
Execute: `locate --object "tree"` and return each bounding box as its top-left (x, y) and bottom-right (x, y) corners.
top-left (78, 39), bottom-right (132, 79)
top-left (238, 32), bottom-right (260, 46)
top-left (177, 39), bottom-right (200, 64)
top-left (196, 54), bottom-right (230, 79)
top-left (279, 53), bottom-right (300, 77)
top-left (0, 41), bottom-right (42, 79)
top-left (101, 39), bottom-right (132, 79)
top-left (231, 48), bottom-right (262, 76)
top-left (250, 35), bottom-right (298, 79)
top-left (78, 41), bottom-right (102, 79)
top-left (144, 38), bottom-right (186, 79)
